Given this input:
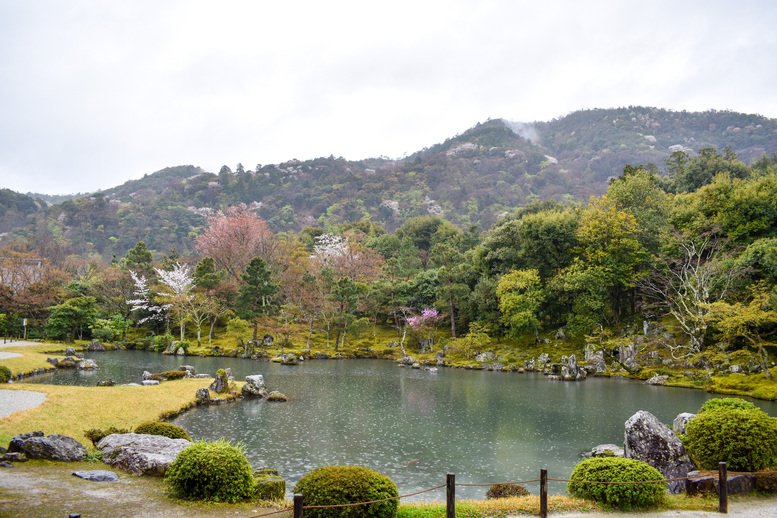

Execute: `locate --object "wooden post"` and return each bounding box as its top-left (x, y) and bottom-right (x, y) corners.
top-left (294, 493), bottom-right (304, 518)
top-left (446, 473), bottom-right (455, 518)
top-left (540, 469), bottom-right (548, 518)
top-left (718, 462), bottom-right (728, 514)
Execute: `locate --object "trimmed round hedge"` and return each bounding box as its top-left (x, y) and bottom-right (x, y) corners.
top-left (166, 439), bottom-right (254, 502)
top-left (293, 465), bottom-right (398, 518)
top-left (568, 457), bottom-right (665, 510)
top-left (684, 398), bottom-right (777, 471)
top-left (135, 421), bottom-right (192, 441)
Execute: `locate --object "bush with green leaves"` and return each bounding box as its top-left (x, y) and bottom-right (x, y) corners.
top-left (134, 421), bottom-right (192, 441)
top-left (293, 465), bottom-right (398, 518)
top-left (166, 439), bottom-right (254, 502)
top-left (0, 365), bottom-right (12, 384)
top-left (567, 457), bottom-right (665, 510)
top-left (83, 426), bottom-right (130, 447)
top-left (684, 397), bottom-right (777, 471)
top-left (153, 333), bottom-right (173, 353)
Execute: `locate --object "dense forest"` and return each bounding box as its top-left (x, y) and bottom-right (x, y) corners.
top-left (0, 107), bottom-right (776, 372)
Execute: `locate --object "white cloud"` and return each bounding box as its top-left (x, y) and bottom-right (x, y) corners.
top-left (1, 0), bottom-right (776, 194)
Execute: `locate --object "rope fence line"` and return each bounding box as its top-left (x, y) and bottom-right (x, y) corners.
top-left (303, 484), bottom-right (447, 509)
top-left (247, 507), bottom-right (293, 518)
top-left (279, 462), bottom-right (777, 518)
top-left (456, 478), bottom-right (541, 487)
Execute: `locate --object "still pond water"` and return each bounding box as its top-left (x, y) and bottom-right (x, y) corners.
top-left (28, 351), bottom-right (777, 500)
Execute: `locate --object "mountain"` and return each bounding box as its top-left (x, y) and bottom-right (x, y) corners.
top-left (2, 107), bottom-right (776, 261)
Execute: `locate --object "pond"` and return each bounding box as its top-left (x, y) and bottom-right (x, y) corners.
top-left (27, 351), bottom-right (777, 500)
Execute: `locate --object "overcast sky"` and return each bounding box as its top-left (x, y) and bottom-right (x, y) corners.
top-left (1, 0), bottom-right (776, 195)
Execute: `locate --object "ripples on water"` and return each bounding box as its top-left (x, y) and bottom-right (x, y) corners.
top-left (28, 351), bottom-right (777, 500)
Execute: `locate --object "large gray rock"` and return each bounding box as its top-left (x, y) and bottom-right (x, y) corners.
top-left (475, 351), bottom-right (495, 362)
top-left (97, 433), bottom-right (191, 476)
top-left (582, 443), bottom-right (625, 459)
top-left (624, 410), bottom-right (695, 493)
top-left (78, 359), bottom-right (99, 370)
top-left (562, 354), bottom-right (586, 381)
top-left (673, 413), bottom-right (695, 435)
top-left (8, 432), bottom-right (87, 462)
top-left (242, 374), bottom-right (268, 397)
top-left (87, 340), bottom-right (106, 352)
top-left (537, 353), bottom-right (550, 364)
top-left (72, 470), bottom-right (119, 482)
top-left (64, 346), bottom-right (77, 357)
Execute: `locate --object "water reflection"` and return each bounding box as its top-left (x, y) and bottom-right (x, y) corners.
top-left (26, 351), bottom-right (777, 500)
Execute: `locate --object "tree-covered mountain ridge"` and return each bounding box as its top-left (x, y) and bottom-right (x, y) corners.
top-left (3, 106), bottom-right (777, 260)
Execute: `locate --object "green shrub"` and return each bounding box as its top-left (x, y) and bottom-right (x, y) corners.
top-left (166, 439), bottom-right (255, 503)
top-left (0, 365), bottom-right (12, 383)
top-left (134, 421), bottom-right (192, 441)
top-left (178, 340), bottom-right (191, 353)
top-left (83, 426), bottom-right (130, 447)
top-left (153, 333), bottom-right (173, 353)
top-left (567, 457), bottom-right (665, 510)
top-left (485, 483), bottom-right (530, 499)
top-left (698, 397), bottom-right (756, 413)
top-left (684, 398), bottom-right (777, 471)
top-left (293, 465), bottom-right (398, 518)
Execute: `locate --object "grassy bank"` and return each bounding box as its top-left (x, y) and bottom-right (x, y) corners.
top-left (0, 378), bottom-right (212, 446)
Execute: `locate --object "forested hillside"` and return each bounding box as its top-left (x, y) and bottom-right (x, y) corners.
top-left (2, 107), bottom-right (775, 264)
top-left (1, 107), bottom-right (776, 385)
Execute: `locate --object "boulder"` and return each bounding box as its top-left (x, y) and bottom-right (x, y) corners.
top-left (8, 432), bottom-right (87, 462)
top-left (87, 340), bottom-right (106, 352)
top-left (562, 354), bottom-right (586, 381)
top-left (209, 370), bottom-right (229, 393)
top-left (555, 328), bottom-right (567, 341)
top-left (398, 356), bottom-right (416, 365)
top-left (97, 433), bottom-right (191, 476)
top-left (180, 365), bottom-right (197, 376)
top-left (195, 387), bottom-right (211, 400)
top-left (624, 410), bottom-right (695, 493)
top-left (254, 468), bottom-right (286, 500)
top-left (267, 391), bottom-right (288, 402)
top-left (242, 375), bottom-right (268, 397)
top-left (312, 352), bottom-right (329, 359)
top-left (78, 359), bottom-right (99, 370)
top-left (279, 354), bottom-right (298, 365)
top-left (141, 380), bottom-right (160, 386)
top-left (619, 343), bottom-right (638, 371)
top-left (142, 370), bottom-right (152, 381)
top-left (686, 471), bottom-right (756, 496)
top-left (537, 353), bottom-right (550, 364)
top-left (475, 351), bottom-right (495, 362)
top-left (64, 346), bottom-right (77, 356)
top-left (72, 470), bottom-right (120, 482)
top-left (584, 443), bottom-right (625, 458)
top-left (58, 357), bottom-right (79, 369)
top-left (673, 413), bottom-right (695, 435)
top-left (644, 375), bottom-right (669, 385)
top-left (176, 347), bottom-right (186, 356)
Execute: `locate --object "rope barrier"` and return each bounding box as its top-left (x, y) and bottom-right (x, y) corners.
top-left (456, 479), bottom-right (541, 487)
top-left (282, 465), bottom-right (777, 515)
top-left (303, 484), bottom-right (447, 509)
top-left (247, 507), bottom-right (293, 518)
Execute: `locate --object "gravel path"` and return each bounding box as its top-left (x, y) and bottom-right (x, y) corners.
top-left (1, 341), bottom-right (49, 417)
top-left (0, 389), bottom-right (47, 418)
top-left (554, 499), bottom-right (777, 517)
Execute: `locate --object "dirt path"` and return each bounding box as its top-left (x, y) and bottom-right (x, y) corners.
top-left (0, 461), bottom-right (284, 518)
top-left (2, 461), bottom-right (777, 518)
